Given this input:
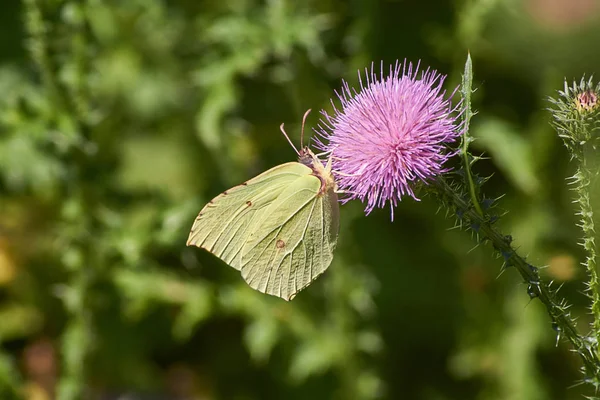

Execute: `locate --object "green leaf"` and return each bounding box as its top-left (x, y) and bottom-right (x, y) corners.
top-left (473, 117), bottom-right (541, 195)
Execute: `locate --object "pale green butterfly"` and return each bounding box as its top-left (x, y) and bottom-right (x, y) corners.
top-left (187, 110), bottom-right (340, 301)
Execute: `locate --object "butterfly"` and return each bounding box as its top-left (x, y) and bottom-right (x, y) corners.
top-left (187, 110), bottom-right (340, 300)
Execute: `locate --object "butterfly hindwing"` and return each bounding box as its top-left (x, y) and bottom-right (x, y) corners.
top-left (240, 174), bottom-right (339, 300)
top-left (186, 162), bottom-right (312, 269)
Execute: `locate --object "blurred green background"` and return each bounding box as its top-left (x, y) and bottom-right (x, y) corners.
top-left (1, 0), bottom-right (599, 399)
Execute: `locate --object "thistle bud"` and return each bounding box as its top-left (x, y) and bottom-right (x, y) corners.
top-left (549, 77), bottom-right (600, 149)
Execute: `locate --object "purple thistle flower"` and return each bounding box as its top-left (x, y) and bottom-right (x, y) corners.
top-left (316, 60), bottom-right (463, 220)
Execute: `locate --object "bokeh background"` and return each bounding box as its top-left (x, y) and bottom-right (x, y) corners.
top-left (1, 0), bottom-right (600, 399)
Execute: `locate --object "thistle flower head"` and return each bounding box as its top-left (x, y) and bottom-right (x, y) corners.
top-left (316, 61), bottom-right (463, 219)
top-left (549, 76), bottom-right (600, 149)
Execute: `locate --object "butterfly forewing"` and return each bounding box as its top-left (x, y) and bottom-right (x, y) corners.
top-left (187, 162), bottom-right (312, 269)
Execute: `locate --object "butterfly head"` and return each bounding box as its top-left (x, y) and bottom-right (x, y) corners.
top-left (298, 146), bottom-right (315, 166)
top-left (299, 147), bottom-right (337, 195)
top-left (279, 110), bottom-right (338, 194)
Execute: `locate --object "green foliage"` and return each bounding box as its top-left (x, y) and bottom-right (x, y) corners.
top-left (1, 0), bottom-right (600, 399)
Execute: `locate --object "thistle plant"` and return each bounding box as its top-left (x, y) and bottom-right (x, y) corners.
top-left (549, 78), bottom-right (600, 347)
top-left (317, 56), bottom-right (600, 389)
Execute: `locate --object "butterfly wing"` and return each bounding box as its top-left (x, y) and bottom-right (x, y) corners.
top-left (186, 162), bottom-right (313, 269)
top-left (240, 174), bottom-right (339, 300)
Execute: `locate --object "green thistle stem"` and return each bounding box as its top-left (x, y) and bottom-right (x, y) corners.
top-left (433, 177), bottom-right (600, 380)
top-left (573, 145), bottom-right (600, 344)
top-left (459, 53), bottom-right (484, 218)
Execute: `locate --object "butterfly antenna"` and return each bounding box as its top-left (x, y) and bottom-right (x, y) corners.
top-left (301, 108), bottom-right (312, 149)
top-left (279, 123), bottom-right (300, 156)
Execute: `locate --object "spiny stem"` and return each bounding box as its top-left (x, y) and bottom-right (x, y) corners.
top-left (459, 53), bottom-right (483, 217)
top-left (573, 146), bottom-right (600, 344)
top-left (434, 177), bottom-right (600, 381)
